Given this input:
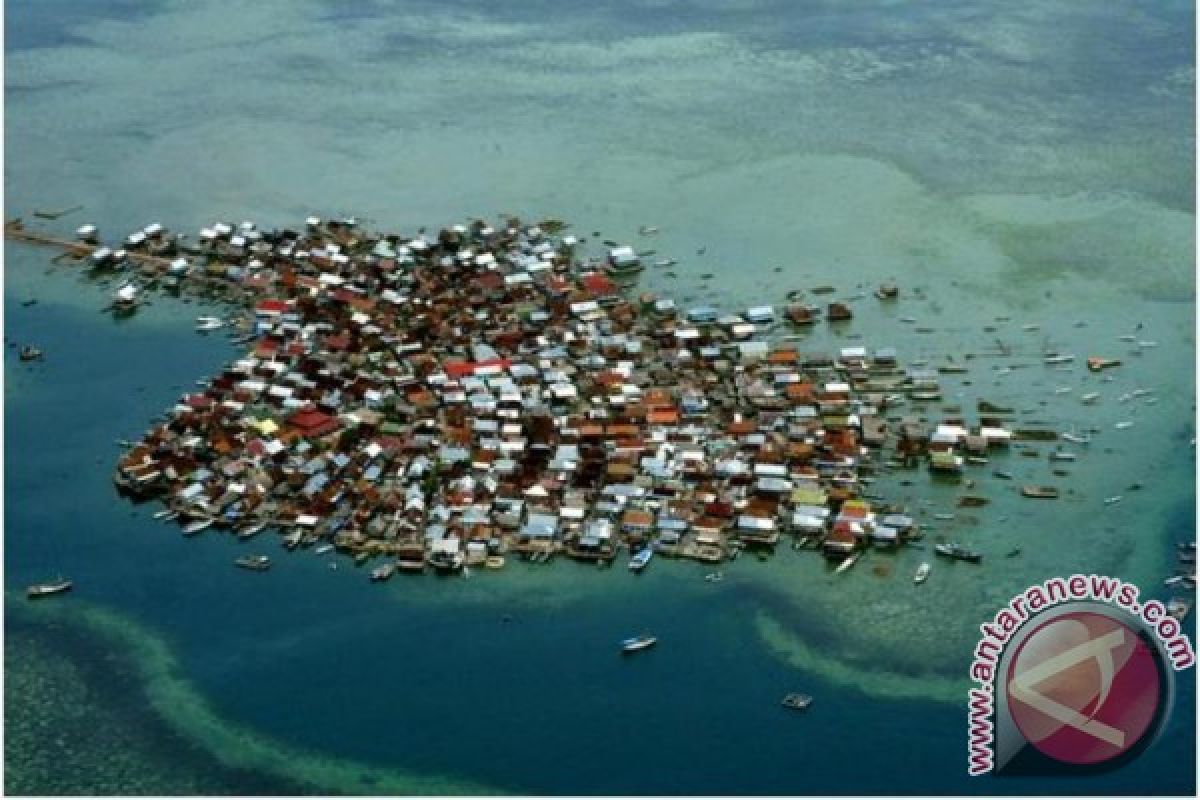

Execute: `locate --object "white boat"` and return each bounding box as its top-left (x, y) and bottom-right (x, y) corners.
top-left (913, 562), bottom-right (931, 584)
top-left (621, 634), bottom-right (658, 654)
top-left (1115, 421), bottom-right (1134, 430)
top-left (704, 571), bottom-right (724, 582)
top-left (181, 517), bottom-right (214, 535)
top-left (152, 508), bottom-right (175, 520)
top-left (315, 544), bottom-right (334, 555)
top-left (1061, 431), bottom-right (1091, 444)
top-left (835, 552), bottom-right (861, 574)
top-left (1103, 495), bottom-right (1124, 506)
top-left (237, 521), bottom-right (267, 539)
top-left (1044, 354), bottom-right (1074, 365)
top-left (195, 316), bottom-right (225, 332)
top-left (1081, 392), bottom-right (1100, 404)
top-left (27, 577), bottom-right (73, 599)
top-left (113, 283), bottom-right (139, 310)
top-left (628, 547), bottom-right (653, 572)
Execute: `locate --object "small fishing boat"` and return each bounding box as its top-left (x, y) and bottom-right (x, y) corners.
top-left (1167, 598), bottom-right (1191, 621)
top-left (628, 547), bottom-right (654, 573)
top-left (18, 345), bottom-right (43, 361)
top-left (781, 693), bottom-right (813, 711)
top-left (237, 521), bottom-right (267, 539)
top-left (1048, 451), bottom-right (1077, 462)
top-left (113, 282), bottom-right (139, 312)
top-left (235, 555), bottom-right (271, 572)
top-left (913, 562), bottom-right (931, 584)
top-left (27, 577), bottom-right (72, 599)
top-left (314, 543), bottom-right (334, 555)
top-left (152, 508), bottom-right (175, 520)
top-left (835, 552), bottom-right (861, 574)
top-left (654, 258), bottom-right (677, 268)
top-left (992, 470), bottom-right (1013, 480)
top-left (1103, 495), bottom-right (1123, 506)
top-left (1081, 392), bottom-right (1100, 404)
top-left (1021, 485), bottom-right (1059, 499)
top-left (485, 555), bottom-right (506, 569)
top-left (621, 634), bottom-right (658, 654)
top-left (370, 563), bottom-right (396, 582)
top-left (181, 517), bottom-right (214, 535)
top-left (195, 316), bottom-right (225, 332)
top-left (1061, 431), bottom-right (1091, 445)
top-left (704, 571), bottom-right (724, 582)
top-left (1043, 354), bottom-right (1074, 365)
top-left (934, 543), bottom-right (982, 564)
top-left (1115, 420), bottom-right (1134, 430)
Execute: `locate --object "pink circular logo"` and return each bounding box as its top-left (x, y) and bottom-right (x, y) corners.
top-left (1006, 611), bottom-right (1162, 765)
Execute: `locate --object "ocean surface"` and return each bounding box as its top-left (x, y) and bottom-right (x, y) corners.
top-left (5, 0), bottom-right (1196, 794)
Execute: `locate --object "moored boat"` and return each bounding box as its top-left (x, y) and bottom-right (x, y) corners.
top-left (913, 562), bottom-right (931, 584)
top-left (1021, 485), bottom-right (1059, 499)
top-left (628, 547), bottom-right (653, 572)
top-left (181, 517), bottom-right (215, 535)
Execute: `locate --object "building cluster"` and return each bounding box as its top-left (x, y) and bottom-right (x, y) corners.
top-left (111, 215), bottom-right (1014, 574)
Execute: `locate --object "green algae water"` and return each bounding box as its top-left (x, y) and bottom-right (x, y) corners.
top-left (6, 0), bottom-right (1196, 794)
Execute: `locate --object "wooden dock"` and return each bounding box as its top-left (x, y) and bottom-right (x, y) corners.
top-left (6, 218), bottom-right (256, 307)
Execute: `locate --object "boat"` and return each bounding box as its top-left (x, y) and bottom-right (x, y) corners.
top-left (195, 316), bottom-right (225, 332)
top-left (628, 547), bottom-right (654, 572)
top-left (934, 543), bottom-right (982, 564)
top-left (282, 530), bottom-right (303, 550)
top-left (992, 470), bottom-right (1013, 480)
top-left (913, 562), bottom-right (931, 584)
top-left (18, 345), bottom-right (43, 361)
top-left (1049, 451), bottom-right (1077, 462)
top-left (152, 508), bottom-right (175, 520)
top-left (485, 555), bottom-right (506, 569)
top-left (781, 693), bottom-right (813, 711)
top-left (1115, 420), bottom-right (1134, 430)
top-left (1043, 354), bottom-right (1075, 365)
top-left (1021, 485), bottom-right (1059, 499)
top-left (704, 571), bottom-right (724, 582)
top-left (1167, 598), bottom-right (1191, 621)
top-left (370, 563), bottom-right (396, 582)
top-left (621, 634), bottom-right (658, 654)
top-left (1081, 392), bottom-right (1100, 404)
top-left (427, 549), bottom-right (465, 573)
top-left (1061, 431), bottom-right (1091, 445)
top-left (314, 543), bottom-right (334, 555)
top-left (113, 282), bottom-right (139, 312)
top-left (235, 555), bottom-right (271, 571)
top-left (26, 577), bottom-right (72, 599)
top-left (181, 517), bottom-right (214, 535)
top-left (1103, 495), bottom-right (1123, 506)
top-left (835, 552), bottom-right (861, 574)
top-left (1087, 356), bottom-right (1122, 372)
top-left (237, 521), bottom-right (267, 539)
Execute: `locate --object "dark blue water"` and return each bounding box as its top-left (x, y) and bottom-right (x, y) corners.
top-left (4, 276), bottom-right (1194, 794)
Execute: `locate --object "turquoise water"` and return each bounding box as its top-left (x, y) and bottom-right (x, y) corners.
top-left (6, 0), bottom-right (1196, 794)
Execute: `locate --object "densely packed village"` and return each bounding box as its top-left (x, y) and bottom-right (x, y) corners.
top-left (92, 214), bottom-right (1027, 578)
